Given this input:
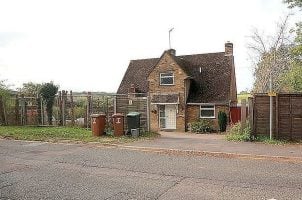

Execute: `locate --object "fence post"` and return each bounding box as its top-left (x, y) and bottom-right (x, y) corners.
top-left (85, 92), bottom-right (92, 129)
top-left (147, 95), bottom-right (150, 132)
top-left (106, 95), bottom-right (109, 129)
top-left (0, 95), bottom-right (6, 125)
top-left (41, 96), bottom-right (44, 125)
top-left (24, 97), bottom-right (28, 125)
top-left (84, 95), bottom-right (87, 128)
top-left (20, 94), bottom-right (25, 125)
top-left (15, 95), bottom-right (20, 125)
top-left (58, 91), bottom-right (62, 126)
top-left (70, 90), bottom-right (75, 126)
top-left (240, 99), bottom-right (247, 130)
top-left (113, 95), bottom-right (117, 114)
top-left (62, 90), bottom-right (67, 126)
top-left (248, 97), bottom-right (254, 140)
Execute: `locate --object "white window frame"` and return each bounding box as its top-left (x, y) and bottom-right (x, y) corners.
top-left (200, 105), bottom-right (215, 119)
top-left (160, 72), bottom-right (174, 86)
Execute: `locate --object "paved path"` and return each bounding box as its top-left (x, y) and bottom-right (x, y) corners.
top-left (127, 132), bottom-right (302, 161)
top-left (1, 139), bottom-right (302, 199)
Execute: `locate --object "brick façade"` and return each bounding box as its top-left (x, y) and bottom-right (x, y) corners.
top-left (148, 52), bottom-right (188, 132)
top-left (117, 42), bottom-right (237, 133)
top-left (186, 105), bottom-right (229, 131)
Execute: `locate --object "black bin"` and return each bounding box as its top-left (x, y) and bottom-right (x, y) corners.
top-left (126, 112), bottom-right (141, 135)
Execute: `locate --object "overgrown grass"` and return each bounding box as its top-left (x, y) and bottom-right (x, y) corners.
top-left (0, 126), bottom-right (159, 144)
top-left (226, 122), bottom-right (300, 145)
top-left (226, 122), bottom-right (250, 142)
top-left (254, 135), bottom-right (287, 145)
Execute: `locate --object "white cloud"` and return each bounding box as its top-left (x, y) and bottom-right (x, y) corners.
top-left (0, 0), bottom-right (298, 92)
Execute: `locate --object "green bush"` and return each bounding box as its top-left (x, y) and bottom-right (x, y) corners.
top-left (218, 111), bottom-right (227, 132)
top-left (226, 121), bottom-right (251, 141)
top-left (39, 82), bottom-right (59, 125)
top-left (191, 119), bottom-right (213, 133)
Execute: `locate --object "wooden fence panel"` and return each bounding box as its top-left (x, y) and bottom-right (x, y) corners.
top-left (116, 94), bottom-right (148, 132)
top-left (278, 94), bottom-right (302, 140)
top-left (253, 95), bottom-right (276, 137)
top-left (291, 96), bottom-right (302, 140)
top-left (253, 93), bottom-right (302, 140)
top-left (278, 95), bottom-right (291, 139)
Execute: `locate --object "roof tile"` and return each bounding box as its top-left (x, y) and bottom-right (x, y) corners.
top-left (117, 52), bottom-right (233, 103)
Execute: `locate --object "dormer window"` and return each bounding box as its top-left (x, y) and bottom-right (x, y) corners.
top-left (160, 72), bottom-right (174, 85)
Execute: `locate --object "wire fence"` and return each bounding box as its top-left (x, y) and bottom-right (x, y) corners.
top-left (0, 91), bottom-right (149, 132)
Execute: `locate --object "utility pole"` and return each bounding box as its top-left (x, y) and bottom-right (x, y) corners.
top-left (169, 28), bottom-right (174, 49)
top-left (269, 49), bottom-right (277, 140)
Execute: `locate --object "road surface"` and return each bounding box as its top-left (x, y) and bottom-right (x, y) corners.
top-left (1, 140), bottom-right (302, 199)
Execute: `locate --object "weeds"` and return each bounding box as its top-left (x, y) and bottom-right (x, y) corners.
top-left (226, 121), bottom-right (250, 141)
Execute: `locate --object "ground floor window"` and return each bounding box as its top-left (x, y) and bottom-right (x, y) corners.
top-left (200, 105), bottom-right (215, 118)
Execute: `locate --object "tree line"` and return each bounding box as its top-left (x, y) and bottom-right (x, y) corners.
top-left (0, 81), bottom-right (58, 125)
top-left (249, 0), bottom-right (302, 93)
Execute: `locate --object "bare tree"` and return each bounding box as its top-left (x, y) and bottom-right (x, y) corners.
top-left (284, 0), bottom-right (302, 9)
top-left (247, 15), bottom-right (294, 93)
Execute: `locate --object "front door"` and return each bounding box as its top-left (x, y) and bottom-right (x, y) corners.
top-left (159, 105), bottom-right (176, 129)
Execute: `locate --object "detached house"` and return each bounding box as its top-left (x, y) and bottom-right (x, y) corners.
top-left (117, 42), bottom-right (237, 132)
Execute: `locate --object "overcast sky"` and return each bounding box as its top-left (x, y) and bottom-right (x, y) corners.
top-left (0, 0), bottom-right (299, 93)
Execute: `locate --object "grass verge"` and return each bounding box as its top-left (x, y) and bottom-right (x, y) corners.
top-left (253, 135), bottom-right (286, 145)
top-left (226, 122), bottom-right (301, 145)
top-left (0, 126), bottom-right (159, 144)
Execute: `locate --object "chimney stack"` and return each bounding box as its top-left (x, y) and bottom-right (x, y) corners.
top-left (167, 49), bottom-right (176, 56)
top-left (225, 42), bottom-right (233, 56)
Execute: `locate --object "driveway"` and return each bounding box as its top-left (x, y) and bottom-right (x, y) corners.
top-left (127, 132), bottom-right (302, 160)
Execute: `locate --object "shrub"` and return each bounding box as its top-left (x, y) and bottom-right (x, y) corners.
top-left (218, 111), bottom-right (227, 132)
top-left (39, 82), bottom-right (59, 125)
top-left (191, 119), bottom-right (213, 133)
top-left (226, 121), bottom-right (251, 141)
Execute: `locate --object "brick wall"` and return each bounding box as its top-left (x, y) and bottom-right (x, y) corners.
top-left (148, 52), bottom-right (189, 132)
top-left (186, 104), bottom-right (229, 131)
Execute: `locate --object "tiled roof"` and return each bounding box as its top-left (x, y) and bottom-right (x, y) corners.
top-left (178, 53), bottom-right (233, 103)
top-left (117, 51), bottom-right (233, 103)
top-left (151, 94), bottom-right (179, 104)
top-left (117, 58), bottom-right (159, 94)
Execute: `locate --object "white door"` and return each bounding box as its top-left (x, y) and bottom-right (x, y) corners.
top-left (165, 105), bottom-right (176, 129)
top-left (159, 105), bottom-right (176, 129)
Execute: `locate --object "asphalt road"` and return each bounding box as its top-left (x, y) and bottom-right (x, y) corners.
top-left (1, 140), bottom-right (302, 200)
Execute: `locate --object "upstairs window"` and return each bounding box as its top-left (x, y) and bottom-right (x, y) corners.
top-left (200, 105), bottom-right (215, 118)
top-left (160, 72), bottom-right (174, 85)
